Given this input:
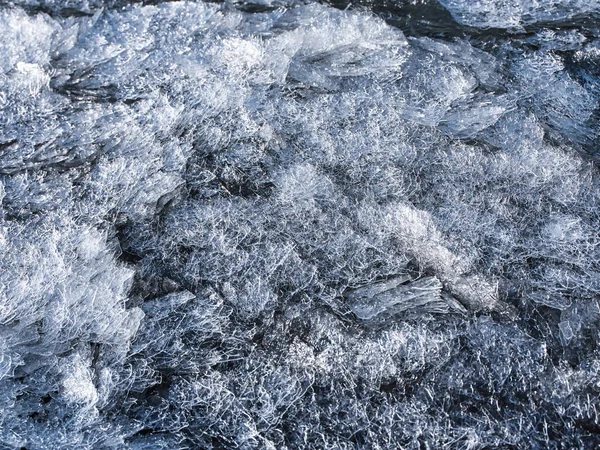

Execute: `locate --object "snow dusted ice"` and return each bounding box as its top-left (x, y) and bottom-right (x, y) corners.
top-left (1, 0), bottom-right (600, 448)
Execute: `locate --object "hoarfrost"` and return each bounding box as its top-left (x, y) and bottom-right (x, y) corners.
top-left (1, 0), bottom-right (600, 448)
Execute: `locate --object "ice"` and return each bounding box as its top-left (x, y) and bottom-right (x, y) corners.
top-left (0, 345), bottom-right (10, 381)
top-left (349, 276), bottom-right (467, 323)
top-left (1, 0), bottom-right (600, 448)
top-left (512, 52), bottom-right (598, 146)
top-left (529, 291), bottom-right (572, 310)
top-left (60, 353), bottom-right (100, 406)
top-left (346, 274), bottom-right (413, 302)
top-left (140, 290), bottom-right (195, 319)
top-left (0, 9), bottom-right (58, 72)
top-left (439, 0), bottom-right (600, 30)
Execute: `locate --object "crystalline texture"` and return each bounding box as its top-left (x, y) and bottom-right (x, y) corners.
top-left (1, 0), bottom-right (600, 449)
top-left (439, 0), bottom-right (600, 29)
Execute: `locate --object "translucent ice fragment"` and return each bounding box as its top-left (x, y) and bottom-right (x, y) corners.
top-left (559, 320), bottom-right (575, 344)
top-left (141, 290), bottom-right (196, 320)
top-left (441, 95), bottom-right (511, 138)
top-left (446, 275), bottom-right (498, 311)
top-left (529, 292), bottom-right (572, 310)
top-left (281, 4), bottom-right (408, 90)
top-left (348, 276), bottom-right (464, 322)
top-left (345, 275), bottom-right (413, 303)
top-left (0, 350), bottom-right (11, 381)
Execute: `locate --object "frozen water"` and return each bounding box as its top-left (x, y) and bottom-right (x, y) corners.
top-left (348, 275), bottom-right (468, 323)
top-left (1, 0), bottom-right (600, 448)
top-left (439, 0), bottom-right (600, 30)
